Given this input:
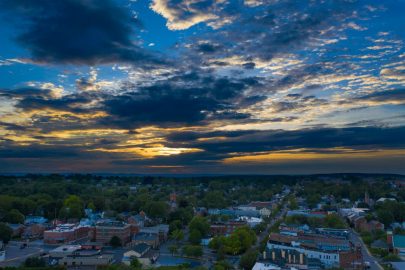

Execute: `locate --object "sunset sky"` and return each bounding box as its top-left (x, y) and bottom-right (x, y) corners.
top-left (0, 0), bottom-right (404, 174)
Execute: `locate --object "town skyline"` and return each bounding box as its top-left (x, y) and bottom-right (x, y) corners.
top-left (0, 0), bottom-right (404, 174)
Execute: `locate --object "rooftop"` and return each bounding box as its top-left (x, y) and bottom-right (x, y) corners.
top-left (393, 235), bottom-right (405, 248)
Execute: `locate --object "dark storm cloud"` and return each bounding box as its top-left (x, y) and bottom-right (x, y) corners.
top-left (0, 0), bottom-right (161, 65)
top-left (165, 126), bottom-right (405, 156)
top-left (101, 74), bottom-right (264, 128)
top-left (16, 92), bottom-right (96, 114)
top-left (0, 87), bottom-right (55, 99)
top-left (3, 73), bottom-right (265, 130)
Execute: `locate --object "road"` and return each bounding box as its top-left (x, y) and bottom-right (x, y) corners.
top-left (254, 203), bottom-right (288, 250)
top-left (349, 229), bottom-right (383, 270)
top-left (0, 242), bottom-right (44, 267)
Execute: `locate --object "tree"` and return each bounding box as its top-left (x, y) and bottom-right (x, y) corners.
top-left (5, 209), bottom-right (24, 224)
top-left (182, 245), bottom-right (203, 258)
top-left (189, 229), bottom-right (202, 245)
top-left (130, 257), bottom-right (142, 269)
top-left (144, 201), bottom-right (169, 220)
top-left (170, 229), bottom-right (184, 243)
top-left (168, 244), bottom-right (179, 255)
top-left (24, 257), bottom-right (46, 267)
top-left (0, 223), bottom-right (12, 244)
top-left (189, 216), bottom-right (210, 237)
top-left (289, 197), bottom-right (298, 210)
top-left (240, 250), bottom-right (258, 270)
top-left (59, 195), bottom-right (84, 219)
top-left (109, 236), bottom-right (122, 247)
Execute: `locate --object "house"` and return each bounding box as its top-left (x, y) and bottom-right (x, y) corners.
top-left (122, 244), bottom-right (159, 267)
top-left (7, 224), bottom-right (25, 237)
top-left (131, 232), bottom-right (159, 248)
top-left (131, 243), bottom-right (151, 257)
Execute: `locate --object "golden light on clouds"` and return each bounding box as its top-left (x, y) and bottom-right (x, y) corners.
top-left (90, 144), bottom-right (202, 158)
top-left (223, 148), bottom-right (405, 164)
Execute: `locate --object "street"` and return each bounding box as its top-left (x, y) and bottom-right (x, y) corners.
top-left (349, 229), bottom-right (383, 270)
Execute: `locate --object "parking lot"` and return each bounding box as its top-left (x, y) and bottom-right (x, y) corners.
top-left (0, 242), bottom-right (44, 267)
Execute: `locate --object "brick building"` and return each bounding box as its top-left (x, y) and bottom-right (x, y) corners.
top-left (95, 221), bottom-right (131, 245)
top-left (44, 224), bottom-right (91, 244)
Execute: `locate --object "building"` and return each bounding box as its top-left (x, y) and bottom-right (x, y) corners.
top-left (44, 224), bottom-right (91, 244)
top-left (354, 217), bottom-right (384, 233)
top-left (7, 224), bottom-right (24, 237)
top-left (315, 228), bottom-right (350, 239)
top-left (95, 221), bottom-right (131, 245)
top-left (238, 216), bottom-right (263, 227)
top-left (279, 223), bottom-right (310, 236)
top-left (132, 232), bottom-right (159, 248)
top-left (25, 216), bottom-right (48, 225)
top-left (23, 223), bottom-right (47, 239)
top-left (286, 210), bottom-right (327, 219)
top-left (210, 220), bottom-right (247, 236)
top-left (392, 234), bottom-right (405, 259)
top-left (122, 244), bottom-right (159, 267)
top-left (58, 251), bottom-right (114, 267)
top-left (252, 262), bottom-right (281, 270)
top-left (49, 245), bottom-right (82, 258)
top-left (140, 224), bottom-right (169, 242)
top-left (259, 208), bottom-right (272, 218)
top-left (266, 233), bottom-right (363, 269)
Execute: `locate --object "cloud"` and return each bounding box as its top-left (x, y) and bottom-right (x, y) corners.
top-left (357, 88), bottom-right (405, 104)
top-left (150, 0), bottom-right (229, 30)
top-left (0, 0), bottom-right (161, 65)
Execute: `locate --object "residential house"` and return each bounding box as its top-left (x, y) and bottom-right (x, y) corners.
top-left (122, 243), bottom-right (159, 267)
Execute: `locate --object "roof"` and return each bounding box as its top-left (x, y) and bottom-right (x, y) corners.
top-left (133, 243), bottom-right (150, 254)
top-left (370, 239), bottom-right (389, 249)
top-left (133, 232), bottom-right (158, 241)
top-left (393, 235), bottom-right (405, 248)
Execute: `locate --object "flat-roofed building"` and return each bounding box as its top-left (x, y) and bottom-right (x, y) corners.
top-left (44, 224), bottom-right (91, 244)
top-left (95, 221), bottom-right (131, 245)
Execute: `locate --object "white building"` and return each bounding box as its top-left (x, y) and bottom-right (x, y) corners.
top-left (252, 262), bottom-right (281, 270)
top-left (267, 242), bottom-right (340, 268)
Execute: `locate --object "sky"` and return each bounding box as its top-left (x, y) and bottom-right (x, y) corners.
top-left (0, 0), bottom-right (404, 174)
